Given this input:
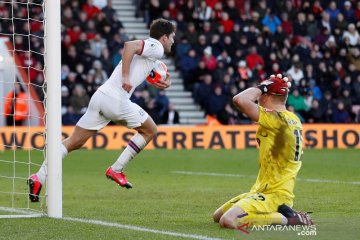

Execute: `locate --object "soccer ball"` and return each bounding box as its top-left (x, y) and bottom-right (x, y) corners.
top-left (146, 60), bottom-right (167, 84)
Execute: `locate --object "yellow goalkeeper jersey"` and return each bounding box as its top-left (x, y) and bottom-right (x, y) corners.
top-left (250, 106), bottom-right (303, 202)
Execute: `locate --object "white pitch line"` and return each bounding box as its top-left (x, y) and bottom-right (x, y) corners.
top-left (0, 214), bottom-right (44, 219)
top-left (0, 206), bottom-right (44, 218)
top-left (297, 178), bottom-right (360, 185)
top-left (172, 171), bottom-right (256, 179)
top-left (0, 206), bottom-right (222, 239)
top-left (172, 171), bottom-right (360, 185)
top-left (62, 217), bottom-right (223, 240)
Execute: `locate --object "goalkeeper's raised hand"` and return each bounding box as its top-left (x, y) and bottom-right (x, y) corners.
top-left (233, 73), bottom-right (292, 122)
top-left (256, 74), bottom-right (291, 95)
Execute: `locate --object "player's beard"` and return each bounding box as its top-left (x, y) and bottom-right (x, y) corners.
top-left (165, 44), bottom-right (172, 53)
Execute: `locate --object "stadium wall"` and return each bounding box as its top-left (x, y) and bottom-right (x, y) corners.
top-left (1, 125), bottom-right (359, 150)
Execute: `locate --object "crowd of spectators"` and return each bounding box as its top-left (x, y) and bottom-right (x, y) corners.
top-left (0, 0), bottom-right (172, 126)
top-left (60, 0), bottom-right (173, 125)
top-left (137, 0), bottom-right (360, 124)
top-left (0, 0), bottom-right (45, 103)
top-left (1, 0), bottom-right (360, 125)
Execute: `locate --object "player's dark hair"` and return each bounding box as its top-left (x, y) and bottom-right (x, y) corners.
top-left (149, 18), bottom-right (175, 40)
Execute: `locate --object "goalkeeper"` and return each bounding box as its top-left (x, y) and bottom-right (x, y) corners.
top-left (213, 74), bottom-right (313, 228)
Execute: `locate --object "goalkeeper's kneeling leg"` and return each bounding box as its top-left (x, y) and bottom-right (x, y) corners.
top-left (219, 206), bottom-right (288, 229)
top-left (278, 204), bottom-right (314, 225)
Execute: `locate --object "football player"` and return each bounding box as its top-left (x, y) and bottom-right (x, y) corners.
top-left (213, 74), bottom-right (313, 227)
top-left (28, 19), bottom-right (175, 202)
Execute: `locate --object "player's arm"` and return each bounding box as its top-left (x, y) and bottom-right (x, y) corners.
top-left (233, 88), bottom-right (261, 122)
top-left (121, 40), bottom-right (144, 93)
top-left (234, 75), bottom-right (291, 122)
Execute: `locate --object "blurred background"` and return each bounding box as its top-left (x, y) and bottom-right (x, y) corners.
top-left (1, 0), bottom-right (360, 127)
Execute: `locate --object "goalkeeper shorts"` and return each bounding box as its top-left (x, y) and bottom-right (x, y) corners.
top-left (219, 192), bottom-right (293, 215)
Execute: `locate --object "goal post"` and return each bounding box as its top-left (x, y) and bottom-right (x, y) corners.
top-left (0, 0), bottom-right (62, 218)
top-left (45, 0), bottom-right (62, 218)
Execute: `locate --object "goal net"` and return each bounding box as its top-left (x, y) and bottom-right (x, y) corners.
top-left (0, 0), bottom-right (61, 218)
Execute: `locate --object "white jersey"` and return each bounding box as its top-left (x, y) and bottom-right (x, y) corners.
top-left (99, 38), bottom-right (164, 99)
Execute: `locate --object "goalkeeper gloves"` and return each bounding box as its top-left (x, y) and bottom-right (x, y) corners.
top-left (257, 74), bottom-right (292, 95)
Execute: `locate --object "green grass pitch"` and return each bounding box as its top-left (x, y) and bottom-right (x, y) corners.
top-left (0, 148), bottom-right (359, 239)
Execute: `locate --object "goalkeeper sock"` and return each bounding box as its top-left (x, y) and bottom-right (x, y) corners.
top-left (238, 212), bottom-right (288, 226)
top-left (111, 134), bottom-right (147, 172)
top-left (36, 144), bottom-right (68, 184)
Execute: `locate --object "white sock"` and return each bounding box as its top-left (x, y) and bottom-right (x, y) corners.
top-left (281, 215), bottom-right (288, 225)
top-left (61, 143), bottom-right (68, 160)
top-left (36, 162), bottom-right (46, 185)
top-left (111, 134), bottom-right (147, 172)
top-left (36, 144), bottom-right (68, 184)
